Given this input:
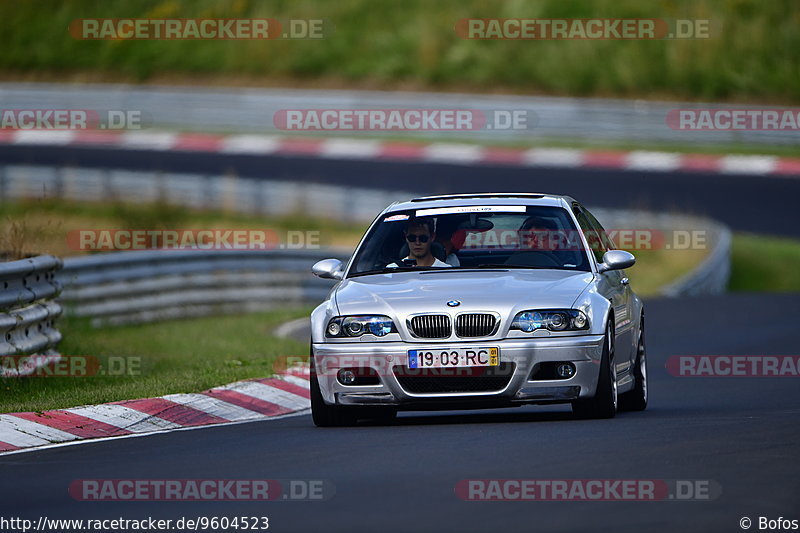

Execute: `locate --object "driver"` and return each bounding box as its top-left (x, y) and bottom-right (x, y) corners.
top-left (387, 218), bottom-right (451, 268)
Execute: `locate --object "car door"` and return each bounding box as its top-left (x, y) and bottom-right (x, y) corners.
top-left (572, 204), bottom-right (634, 373)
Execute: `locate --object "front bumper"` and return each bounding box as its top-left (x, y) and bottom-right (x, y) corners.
top-left (312, 335), bottom-right (605, 409)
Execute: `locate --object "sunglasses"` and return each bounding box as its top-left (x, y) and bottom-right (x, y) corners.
top-left (405, 234), bottom-right (430, 243)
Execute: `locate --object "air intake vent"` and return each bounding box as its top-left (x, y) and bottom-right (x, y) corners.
top-left (393, 363), bottom-right (516, 393)
top-left (408, 314), bottom-right (451, 338)
top-left (455, 313), bottom-right (497, 337)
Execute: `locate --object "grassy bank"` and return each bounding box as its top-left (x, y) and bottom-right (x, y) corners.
top-left (0, 198), bottom-right (368, 259)
top-left (729, 233), bottom-right (800, 292)
top-left (1, 0), bottom-right (798, 103)
top-left (0, 310), bottom-right (310, 414)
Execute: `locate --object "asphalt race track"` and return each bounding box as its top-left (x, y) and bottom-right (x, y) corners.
top-left (1, 292), bottom-right (798, 533)
top-left (2, 144), bottom-right (800, 238)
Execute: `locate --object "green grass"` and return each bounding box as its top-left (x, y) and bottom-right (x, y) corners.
top-left (1, 0), bottom-right (798, 103)
top-left (0, 198), bottom-right (369, 259)
top-left (0, 309), bottom-right (311, 414)
top-left (624, 247), bottom-right (709, 296)
top-left (729, 233), bottom-right (800, 292)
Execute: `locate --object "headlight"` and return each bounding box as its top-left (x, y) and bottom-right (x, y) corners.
top-left (326, 315), bottom-right (396, 338)
top-left (510, 309), bottom-right (589, 332)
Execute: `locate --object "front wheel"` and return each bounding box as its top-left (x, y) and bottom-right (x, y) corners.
top-left (572, 321), bottom-right (617, 419)
top-left (310, 352), bottom-right (357, 427)
top-left (620, 318), bottom-right (648, 412)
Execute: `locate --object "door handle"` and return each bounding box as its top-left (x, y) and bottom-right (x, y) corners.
top-left (621, 277), bottom-right (629, 285)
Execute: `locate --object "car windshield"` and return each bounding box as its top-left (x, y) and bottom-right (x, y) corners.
top-left (348, 205), bottom-right (592, 276)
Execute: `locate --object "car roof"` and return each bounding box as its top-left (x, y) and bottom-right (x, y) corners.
top-left (386, 192), bottom-right (574, 213)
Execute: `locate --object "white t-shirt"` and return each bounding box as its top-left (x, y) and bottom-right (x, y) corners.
top-left (387, 257), bottom-right (452, 268)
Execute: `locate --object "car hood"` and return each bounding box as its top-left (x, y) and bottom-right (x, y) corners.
top-left (334, 269), bottom-right (594, 317)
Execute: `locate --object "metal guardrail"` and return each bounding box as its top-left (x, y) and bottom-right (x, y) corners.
top-left (1, 82), bottom-right (797, 147)
top-left (58, 249), bottom-right (349, 326)
top-left (0, 255), bottom-right (63, 368)
top-left (660, 222), bottom-right (732, 297)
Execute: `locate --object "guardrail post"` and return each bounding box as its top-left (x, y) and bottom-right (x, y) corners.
top-left (0, 255), bottom-right (64, 374)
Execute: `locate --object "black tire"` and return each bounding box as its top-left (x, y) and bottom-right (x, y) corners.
top-left (620, 316), bottom-right (648, 412)
top-left (572, 321), bottom-right (617, 419)
top-left (310, 349), bottom-right (357, 427)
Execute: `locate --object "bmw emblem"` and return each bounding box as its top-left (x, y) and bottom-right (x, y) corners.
top-left (447, 300), bottom-right (461, 307)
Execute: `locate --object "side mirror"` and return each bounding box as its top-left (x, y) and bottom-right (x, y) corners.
top-left (312, 258), bottom-right (344, 280)
top-left (598, 250), bottom-right (635, 273)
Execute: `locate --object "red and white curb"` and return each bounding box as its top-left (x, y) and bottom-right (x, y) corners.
top-left (1, 129), bottom-right (799, 176)
top-left (0, 365), bottom-right (310, 455)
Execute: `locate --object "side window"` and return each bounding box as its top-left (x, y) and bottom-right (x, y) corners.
top-left (583, 208), bottom-right (616, 251)
top-left (572, 204), bottom-right (606, 263)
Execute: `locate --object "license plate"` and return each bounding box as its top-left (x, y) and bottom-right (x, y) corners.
top-left (408, 347), bottom-right (499, 369)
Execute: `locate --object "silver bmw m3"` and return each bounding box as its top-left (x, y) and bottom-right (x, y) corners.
top-left (309, 193), bottom-right (647, 426)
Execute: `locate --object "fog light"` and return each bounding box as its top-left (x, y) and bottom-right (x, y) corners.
top-left (556, 363), bottom-right (576, 379)
top-left (338, 369), bottom-right (357, 385)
